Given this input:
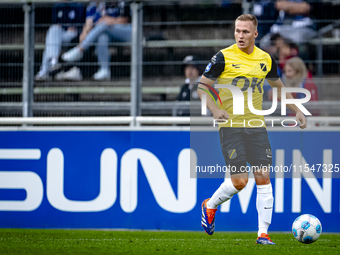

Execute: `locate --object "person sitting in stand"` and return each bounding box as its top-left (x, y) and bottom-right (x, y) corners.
top-left (61, 0), bottom-right (131, 81)
top-left (35, 0), bottom-right (85, 81)
top-left (176, 55), bottom-right (204, 116)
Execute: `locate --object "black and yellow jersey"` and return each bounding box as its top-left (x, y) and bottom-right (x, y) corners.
top-left (203, 43), bottom-right (279, 128)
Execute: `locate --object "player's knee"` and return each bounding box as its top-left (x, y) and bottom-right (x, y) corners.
top-left (255, 177), bottom-right (271, 186)
top-left (97, 21), bottom-right (109, 29)
top-left (232, 178), bottom-right (248, 190)
top-left (98, 33), bottom-right (109, 44)
top-left (253, 160), bottom-right (271, 182)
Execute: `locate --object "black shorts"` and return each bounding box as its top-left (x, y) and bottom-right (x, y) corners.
top-left (219, 127), bottom-right (272, 174)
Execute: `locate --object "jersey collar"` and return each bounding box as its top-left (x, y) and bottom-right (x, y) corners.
top-left (235, 44), bottom-right (256, 57)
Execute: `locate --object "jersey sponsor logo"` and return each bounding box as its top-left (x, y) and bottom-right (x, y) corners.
top-left (264, 207), bottom-right (273, 209)
top-left (231, 76), bottom-right (263, 93)
top-left (247, 56), bottom-right (269, 76)
top-left (232, 64), bottom-right (241, 68)
top-left (205, 63), bottom-right (212, 72)
top-left (266, 149), bottom-right (272, 158)
top-left (228, 149), bottom-right (237, 159)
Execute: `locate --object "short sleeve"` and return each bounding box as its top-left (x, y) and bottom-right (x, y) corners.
top-left (86, 2), bottom-right (96, 19)
top-left (266, 55), bottom-right (279, 81)
top-left (203, 51), bottom-right (225, 80)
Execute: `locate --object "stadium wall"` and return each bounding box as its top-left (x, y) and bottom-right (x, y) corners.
top-left (0, 129), bottom-right (339, 232)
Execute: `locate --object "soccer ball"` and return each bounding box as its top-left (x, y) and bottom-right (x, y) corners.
top-left (292, 214), bottom-right (322, 244)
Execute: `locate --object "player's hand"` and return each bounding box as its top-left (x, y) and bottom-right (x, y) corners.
top-left (296, 111), bottom-right (307, 129)
top-left (212, 108), bottom-right (229, 121)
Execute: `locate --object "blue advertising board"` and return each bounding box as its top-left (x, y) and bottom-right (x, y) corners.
top-left (0, 130), bottom-right (339, 232)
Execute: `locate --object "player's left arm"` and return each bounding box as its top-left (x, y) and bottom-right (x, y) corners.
top-left (267, 78), bottom-right (307, 129)
top-left (265, 55), bottom-right (307, 129)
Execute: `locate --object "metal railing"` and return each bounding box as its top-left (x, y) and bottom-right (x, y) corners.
top-left (1, 101), bottom-right (339, 117)
top-left (1, 116), bottom-right (340, 129)
top-left (1, 1), bottom-right (340, 125)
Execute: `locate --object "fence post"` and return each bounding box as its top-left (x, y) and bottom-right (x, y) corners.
top-left (130, 2), bottom-right (143, 126)
top-left (317, 32), bottom-right (323, 77)
top-left (22, 3), bottom-right (35, 118)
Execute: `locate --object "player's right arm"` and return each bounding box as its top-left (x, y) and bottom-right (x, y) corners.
top-left (197, 51), bottom-right (229, 120)
top-left (197, 76), bottom-right (229, 119)
top-left (80, 3), bottom-right (96, 42)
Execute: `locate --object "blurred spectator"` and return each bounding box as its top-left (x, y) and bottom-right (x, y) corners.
top-left (62, 0), bottom-right (131, 81)
top-left (267, 57), bottom-right (318, 102)
top-left (177, 55), bottom-right (202, 102)
top-left (262, 35), bottom-right (286, 102)
top-left (278, 38), bottom-right (299, 71)
top-left (282, 57), bottom-right (318, 101)
top-left (267, 33), bottom-right (284, 60)
top-left (255, 0), bottom-right (316, 50)
top-left (176, 55), bottom-right (203, 116)
top-left (35, 0), bottom-right (85, 81)
top-left (254, 1), bottom-right (279, 40)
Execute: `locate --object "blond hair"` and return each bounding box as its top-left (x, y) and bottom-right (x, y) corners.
top-left (284, 57), bottom-right (307, 87)
top-left (235, 14), bottom-right (258, 29)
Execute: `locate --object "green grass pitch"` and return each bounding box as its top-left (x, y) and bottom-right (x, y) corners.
top-left (0, 229), bottom-right (339, 255)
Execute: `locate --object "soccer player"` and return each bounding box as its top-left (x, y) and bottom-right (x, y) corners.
top-left (197, 14), bottom-right (307, 245)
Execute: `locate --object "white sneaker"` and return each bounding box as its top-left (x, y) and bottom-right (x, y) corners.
top-left (61, 47), bottom-right (83, 62)
top-left (34, 70), bottom-right (51, 81)
top-left (49, 63), bottom-right (61, 73)
top-left (62, 66), bottom-right (83, 81)
top-left (49, 57), bottom-right (61, 72)
top-left (54, 71), bottom-right (65, 81)
top-left (93, 68), bottom-right (111, 81)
